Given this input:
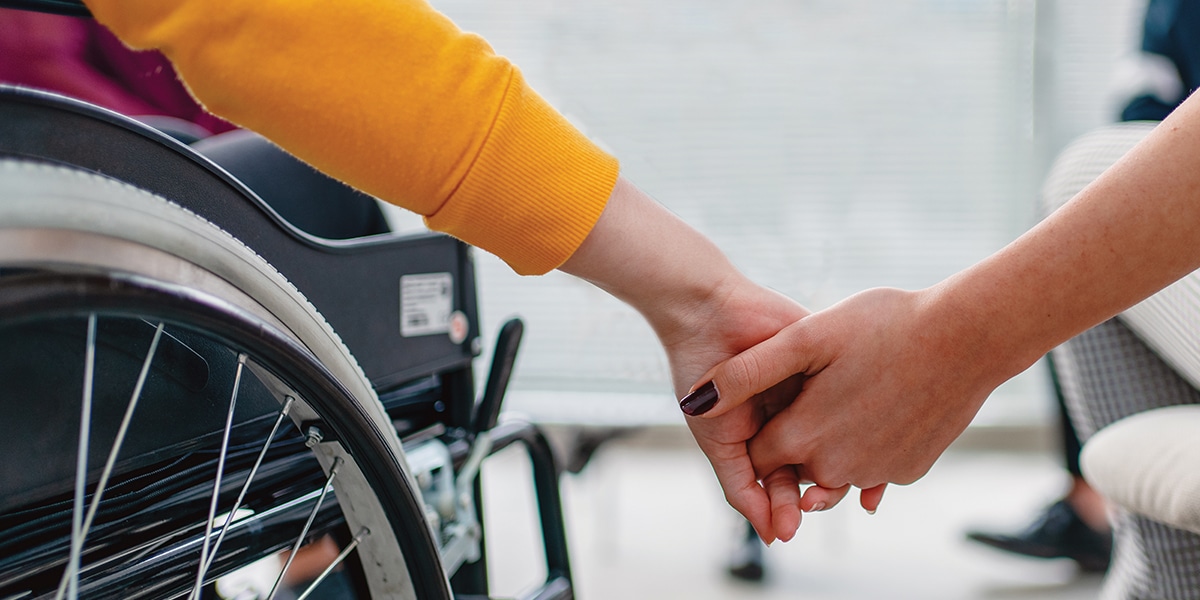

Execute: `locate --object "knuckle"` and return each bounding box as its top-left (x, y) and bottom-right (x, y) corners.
top-left (896, 463), bottom-right (930, 486)
top-left (805, 447), bottom-right (860, 490)
top-left (722, 351), bottom-right (764, 395)
top-left (761, 467), bottom-right (792, 486)
top-left (723, 490), bottom-right (748, 513)
top-left (805, 462), bottom-right (846, 490)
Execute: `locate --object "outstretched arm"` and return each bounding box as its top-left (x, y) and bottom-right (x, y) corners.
top-left (699, 90), bottom-right (1200, 494)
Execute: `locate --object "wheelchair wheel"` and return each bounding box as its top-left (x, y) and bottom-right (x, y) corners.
top-left (0, 160), bottom-right (450, 599)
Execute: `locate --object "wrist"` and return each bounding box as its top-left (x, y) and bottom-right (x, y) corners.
top-left (917, 274), bottom-right (1050, 390)
top-left (560, 176), bottom-right (746, 337)
top-left (639, 267), bottom-right (745, 347)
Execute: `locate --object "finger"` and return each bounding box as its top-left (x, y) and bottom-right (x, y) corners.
top-left (710, 455), bottom-right (777, 546)
top-left (747, 399), bottom-right (813, 480)
top-left (859, 484), bottom-right (887, 514)
top-left (761, 466), bottom-right (803, 542)
top-left (680, 318), bottom-right (827, 419)
top-left (800, 483), bottom-right (851, 513)
top-left (728, 482), bottom-right (776, 546)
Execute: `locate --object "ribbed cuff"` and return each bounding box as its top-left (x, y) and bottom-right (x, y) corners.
top-left (425, 71), bottom-right (619, 276)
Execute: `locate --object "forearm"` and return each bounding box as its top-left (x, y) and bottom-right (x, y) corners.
top-left (924, 92), bottom-right (1200, 382)
top-left (559, 177), bottom-right (747, 347)
top-left (560, 177), bottom-right (816, 542)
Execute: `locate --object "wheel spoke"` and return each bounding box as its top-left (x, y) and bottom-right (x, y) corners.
top-left (201, 395), bottom-right (296, 575)
top-left (295, 527), bottom-right (370, 600)
top-left (267, 458), bottom-right (342, 600)
top-left (189, 353), bottom-right (246, 600)
top-left (56, 314), bottom-right (98, 600)
top-left (80, 324), bottom-right (164, 532)
top-left (55, 322), bottom-right (165, 599)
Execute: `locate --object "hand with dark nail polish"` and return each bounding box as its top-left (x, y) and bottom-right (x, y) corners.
top-left (661, 282), bottom-right (812, 544)
top-left (679, 380), bottom-right (719, 416)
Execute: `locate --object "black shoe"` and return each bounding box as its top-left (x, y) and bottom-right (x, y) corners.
top-left (727, 527), bottom-right (765, 582)
top-left (966, 500), bottom-right (1112, 573)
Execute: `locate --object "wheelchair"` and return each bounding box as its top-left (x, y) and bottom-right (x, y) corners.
top-left (0, 4), bottom-right (573, 600)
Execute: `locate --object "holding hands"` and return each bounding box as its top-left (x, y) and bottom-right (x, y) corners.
top-left (688, 91), bottom-right (1200, 526)
top-left (689, 286), bottom-right (1010, 517)
top-left (573, 126), bottom-right (1200, 539)
top-left (562, 178), bottom-right (1007, 539)
top-left (559, 177), bottom-right (851, 543)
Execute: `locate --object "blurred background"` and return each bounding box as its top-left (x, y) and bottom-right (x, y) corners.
top-left (424, 0), bottom-right (1155, 597)
top-left (450, 0), bottom-right (1145, 428)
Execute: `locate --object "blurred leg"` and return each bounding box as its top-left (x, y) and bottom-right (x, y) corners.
top-left (727, 519), bottom-right (764, 582)
top-left (964, 358), bottom-right (1112, 573)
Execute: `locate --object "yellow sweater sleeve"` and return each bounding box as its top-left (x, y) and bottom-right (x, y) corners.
top-left (82, 0), bottom-right (619, 275)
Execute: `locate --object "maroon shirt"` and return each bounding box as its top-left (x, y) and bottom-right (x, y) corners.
top-left (0, 8), bottom-right (235, 135)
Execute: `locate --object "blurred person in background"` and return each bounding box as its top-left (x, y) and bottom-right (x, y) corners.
top-left (964, 359), bottom-right (1112, 573)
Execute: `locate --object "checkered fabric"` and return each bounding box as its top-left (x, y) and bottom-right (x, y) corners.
top-left (1054, 319), bottom-right (1200, 599)
top-left (1042, 122), bottom-right (1200, 598)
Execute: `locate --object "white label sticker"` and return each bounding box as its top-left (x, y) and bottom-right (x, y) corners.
top-left (400, 273), bottom-right (453, 337)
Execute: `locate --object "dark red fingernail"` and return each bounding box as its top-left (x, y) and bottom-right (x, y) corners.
top-left (679, 381), bottom-right (719, 416)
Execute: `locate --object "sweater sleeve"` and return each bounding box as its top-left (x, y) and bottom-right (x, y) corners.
top-left (82, 0), bottom-right (619, 275)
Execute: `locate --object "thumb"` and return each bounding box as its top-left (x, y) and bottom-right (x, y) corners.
top-left (679, 318), bottom-right (826, 419)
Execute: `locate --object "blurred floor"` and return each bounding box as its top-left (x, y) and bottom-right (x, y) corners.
top-left (480, 425), bottom-right (1103, 600)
